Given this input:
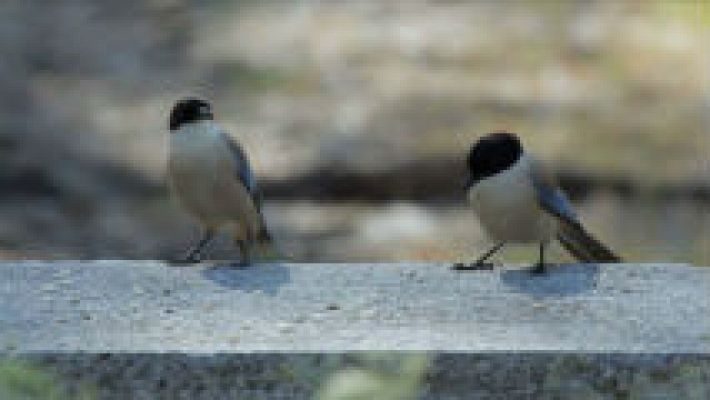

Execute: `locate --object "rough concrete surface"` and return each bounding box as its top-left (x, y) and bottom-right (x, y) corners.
top-left (1, 261), bottom-right (710, 398)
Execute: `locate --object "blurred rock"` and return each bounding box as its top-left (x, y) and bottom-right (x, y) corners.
top-left (0, 1), bottom-right (708, 262)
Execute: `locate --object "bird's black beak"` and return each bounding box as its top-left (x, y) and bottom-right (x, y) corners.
top-left (198, 105), bottom-right (214, 120)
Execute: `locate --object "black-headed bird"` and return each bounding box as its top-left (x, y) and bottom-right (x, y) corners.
top-left (456, 131), bottom-right (621, 273)
top-left (167, 98), bottom-right (271, 264)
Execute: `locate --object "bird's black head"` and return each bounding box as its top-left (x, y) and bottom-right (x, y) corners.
top-left (169, 98), bottom-right (213, 131)
top-left (465, 131), bottom-right (523, 188)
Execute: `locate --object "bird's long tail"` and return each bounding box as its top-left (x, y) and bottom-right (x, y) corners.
top-left (556, 220), bottom-right (622, 263)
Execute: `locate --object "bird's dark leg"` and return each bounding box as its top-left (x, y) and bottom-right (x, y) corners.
top-left (236, 239), bottom-right (252, 267)
top-left (531, 242), bottom-right (546, 274)
top-left (475, 241), bottom-right (506, 265)
top-left (453, 242), bottom-right (505, 271)
top-left (181, 229), bottom-right (215, 263)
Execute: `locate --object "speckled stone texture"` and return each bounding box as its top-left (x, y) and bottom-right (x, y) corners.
top-left (22, 354), bottom-right (710, 399)
top-left (2, 261), bottom-right (710, 398)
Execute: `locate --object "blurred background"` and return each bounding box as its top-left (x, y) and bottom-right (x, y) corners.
top-left (0, 0), bottom-right (708, 264)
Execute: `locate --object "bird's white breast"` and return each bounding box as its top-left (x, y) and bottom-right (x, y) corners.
top-left (167, 121), bottom-right (236, 223)
top-left (169, 121), bottom-right (225, 166)
top-left (467, 155), bottom-right (556, 243)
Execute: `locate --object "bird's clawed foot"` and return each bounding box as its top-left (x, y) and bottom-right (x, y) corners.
top-left (530, 262), bottom-right (547, 274)
top-left (169, 230), bottom-right (215, 266)
top-left (452, 261), bottom-right (495, 271)
top-left (168, 250), bottom-right (202, 266)
top-left (183, 252), bottom-right (202, 264)
top-left (453, 242), bottom-right (505, 271)
top-left (230, 257), bottom-right (252, 269)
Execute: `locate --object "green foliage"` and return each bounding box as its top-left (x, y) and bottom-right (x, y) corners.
top-left (628, 364), bottom-right (710, 400)
top-left (0, 359), bottom-right (95, 400)
top-left (0, 359), bottom-right (67, 400)
top-left (215, 61), bottom-right (317, 94)
top-left (316, 354), bottom-right (429, 400)
top-left (654, 1), bottom-right (710, 27)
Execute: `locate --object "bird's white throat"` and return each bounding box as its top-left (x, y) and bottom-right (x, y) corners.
top-left (170, 121), bottom-right (225, 161)
top-left (468, 154), bottom-right (535, 204)
top-left (467, 154), bottom-right (555, 243)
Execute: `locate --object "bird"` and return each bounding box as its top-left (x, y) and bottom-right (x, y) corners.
top-left (167, 97), bottom-right (272, 265)
top-left (455, 131), bottom-right (621, 273)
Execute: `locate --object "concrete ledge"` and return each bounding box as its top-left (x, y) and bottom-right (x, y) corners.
top-left (2, 261), bottom-right (710, 398)
top-left (19, 353), bottom-right (710, 399)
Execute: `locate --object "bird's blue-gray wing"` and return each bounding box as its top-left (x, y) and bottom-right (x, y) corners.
top-left (531, 159), bottom-right (622, 262)
top-left (529, 160), bottom-right (579, 226)
top-left (222, 132), bottom-right (263, 212)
